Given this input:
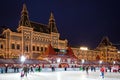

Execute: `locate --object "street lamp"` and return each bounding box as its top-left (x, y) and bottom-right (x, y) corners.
top-left (57, 58), bottom-right (61, 63)
top-left (20, 55), bottom-right (26, 71)
top-left (99, 60), bottom-right (102, 68)
top-left (113, 61), bottom-right (115, 64)
top-left (99, 60), bottom-right (102, 64)
top-left (82, 59), bottom-right (85, 64)
top-left (113, 61), bottom-right (115, 66)
top-left (81, 59), bottom-right (85, 66)
top-left (20, 55), bottom-right (26, 63)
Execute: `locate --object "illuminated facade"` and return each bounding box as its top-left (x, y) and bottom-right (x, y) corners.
top-left (0, 4), bottom-right (120, 64)
top-left (72, 37), bottom-right (120, 63)
top-left (0, 4), bottom-right (68, 59)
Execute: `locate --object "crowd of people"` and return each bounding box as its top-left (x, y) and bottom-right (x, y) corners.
top-left (0, 64), bottom-right (119, 78)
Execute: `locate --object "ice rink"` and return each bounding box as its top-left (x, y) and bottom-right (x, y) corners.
top-left (0, 71), bottom-right (120, 80)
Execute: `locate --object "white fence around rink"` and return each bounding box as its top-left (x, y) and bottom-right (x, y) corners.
top-left (0, 67), bottom-right (119, 73)
top-left (0, 68), bottom-right (80, 73)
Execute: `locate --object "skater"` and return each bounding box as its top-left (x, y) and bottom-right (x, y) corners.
top-left (85, 66), bottom-right (89, 75)
top-left (52, 66), bottom-right (55, 72)
top-left (21, 70), bottom-right (24, 77)
top-left (23, 66), bottom-right (28, 76)
top-left (64, 66), bottom-right (67, 71)
top-left (100, 66), bottom-right (105, 78)
top-left (93, 66), bottom-right (96, 72)
top-left (30, 66), bottom-right (34, 73)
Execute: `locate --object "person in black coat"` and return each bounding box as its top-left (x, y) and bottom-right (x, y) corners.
top-left (86, 66), bottom-right (89, 74)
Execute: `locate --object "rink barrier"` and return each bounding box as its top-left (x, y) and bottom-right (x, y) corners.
top-left (0, 68), bottom-right (119, 73)
top-left (0, 68), bottom-right (80, 73)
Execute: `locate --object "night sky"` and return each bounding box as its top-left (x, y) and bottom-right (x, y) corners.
top-left (0, 0), bottom-right (120, 49)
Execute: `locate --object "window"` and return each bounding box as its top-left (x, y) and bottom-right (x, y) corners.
top-left (11, 44), bottom-right (15, 49)
top-left (37, 46), bottom-right (39, 51)
top-left (41, 47), bottom-right (43, 51)
top-left (0, 44), bottom-right (3, 49)
top-left (45, 47), bottom-right (47, 51)
top-left (33, 46), bottom-right (35, 51)
top-left (26, 45), bottom-right (28, 52)
top-left (17, 44), bottom-right (20, 50)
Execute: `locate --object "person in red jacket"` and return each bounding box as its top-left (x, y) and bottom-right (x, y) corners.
top-left (100, 66), bottom-right (105, 78)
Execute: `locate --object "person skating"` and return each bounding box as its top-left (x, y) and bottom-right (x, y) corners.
top-left (100, 66), bottom-right (105, 78)
top-left (23, 66), bottom-right (28, 77)
top-left (86, 66), bottom-right (89, 75)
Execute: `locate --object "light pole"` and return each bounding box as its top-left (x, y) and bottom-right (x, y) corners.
top-left (81, 59), bottom-right (85, 66)
top-left (99, 60), bottom-right (102, 64)
top-left (113, 61), bottom-right (115, 66)
top-left (21, 55), bottom-right (26, 62)
top-left (57, 58), bottom-right (61, 68)
top-left (20, 55), bottom-right (26, 66)
top-left (99, 60), bottom-right (102, 68)
top-left (20, 55), bottom-right (26, 74)
top-left (57, 58), bottom-right (61, 63)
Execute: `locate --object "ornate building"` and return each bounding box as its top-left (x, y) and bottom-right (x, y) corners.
top-left (0, 4), bottom-right (120, 65)
top-left (72, 37), bottom-right (120, 63)
top-left (0, 4), bottom-right (68, 59)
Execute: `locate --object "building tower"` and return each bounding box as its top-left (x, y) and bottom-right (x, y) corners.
top-left (17, 4), bottom-right (33, 58)
top-left (48, 12), bottom-right (60, 48)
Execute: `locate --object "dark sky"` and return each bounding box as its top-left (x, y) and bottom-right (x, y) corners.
top-left (0, 0), bottom-right (120, 49)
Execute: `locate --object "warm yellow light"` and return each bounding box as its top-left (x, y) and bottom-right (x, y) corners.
top-left (21, 55), bottom-right (26, 62)
top-left (57, 58), bottom-right (61, 63)
top-left (81, 59), bottom-right (85, 63)
top-left (113, 61), bottom-right (116, 64)
top-left (80, 47), bottom-right (88, 51)
top-left (118, 51), bottom-right (120, 53)
top-left (99, 60), bottom-right (102, 64)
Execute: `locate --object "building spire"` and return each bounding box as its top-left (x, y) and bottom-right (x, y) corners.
top-left (19, 3), bottom-right (31, 27)
top-left (48, 12), bottom-right (58, 33)
top-left (50, 12), bottom-right (54, 20)
top-left (21, 3), bottom-right (28, 15)
top-left (97, 36), bottom-right (112, 48)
